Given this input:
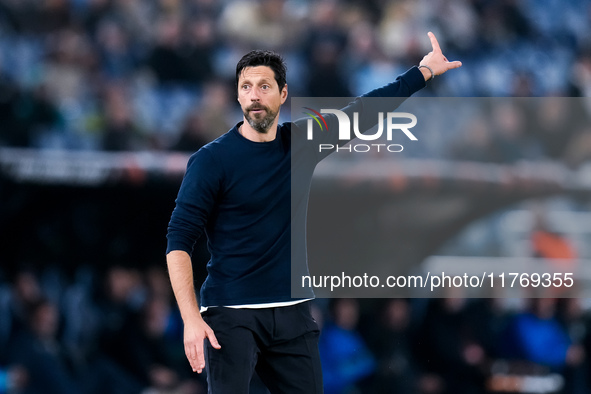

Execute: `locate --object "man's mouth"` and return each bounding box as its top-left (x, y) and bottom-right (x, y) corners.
top-left (249, 104), bottom-right (266, 112)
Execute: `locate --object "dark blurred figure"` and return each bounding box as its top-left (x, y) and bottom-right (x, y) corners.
top-left (7, 298), bottom-right (80, 394)
top-left (471, 0), bottom-right (533, 47)
top-left (97, 266), bottom-right (146, 341)
top-left (319, 298), bottom-right (376, 394)
top-left (95, 19), bottom-right (138, 80)
top-left (368, 299), bottom-right (443, 394)
top-left (146, 16), bottom-right (192, 85)
top-left (4, 0), bottom-right (73, 34)
top-left (303, 1), bottom-right (351, 97)
top-left (0, 1), bottom-right (20, 32)
top-left (0, 65), bottom-right (24, 147)
top-left (101, 84), bottom-right (145, 151)
top-left (0, 74), bottom-right (62, 147)
top-left (170, 112), bottom-right (209, 152)
top-left (82, 0), bottom-right (113, 38)
top-left (183, 16), bottom-right (216, 87)
top-left (417, 295), bottom-right (487, 394)
top-left (14, 85), bottom-right (63, 147)
top-left (464, 298), bottom-right (510, 364)
top-left (38, 0), bottom-right (74, 33)
top-left (556, 298), bottom-right (590, 394)
top-left (185, 0), bottom-right (221, 17)
top-left (306, 40), bottom-right (352, 97)
top-left (97, 266), bottom-right (146, 367)
top-left (570, 44), bottom-right (591, 97)
top-left (9, 268), bottom-right (44, 333)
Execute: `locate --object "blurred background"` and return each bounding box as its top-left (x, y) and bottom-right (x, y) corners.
top-left (1, 0), bottom-right (591, 393)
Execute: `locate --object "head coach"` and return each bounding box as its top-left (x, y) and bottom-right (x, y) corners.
top-left (166, 32), bottom-right (461, 393)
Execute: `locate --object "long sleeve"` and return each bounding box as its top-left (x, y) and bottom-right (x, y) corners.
top-left (292, 66), bottom-right (426, 162)
top-left (166, 147), bottom-right (222, 255)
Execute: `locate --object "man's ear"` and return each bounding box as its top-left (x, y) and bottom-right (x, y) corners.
top-left (281, 84), bottom-right (288, 104)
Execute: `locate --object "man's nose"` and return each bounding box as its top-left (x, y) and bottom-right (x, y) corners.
top-left (250, 88), bottom-right (261, 101)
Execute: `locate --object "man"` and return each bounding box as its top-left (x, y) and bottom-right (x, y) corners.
top-left (166, 32), bottom-right (461, 393)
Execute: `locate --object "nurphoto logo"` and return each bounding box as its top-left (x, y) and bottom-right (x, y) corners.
top-left (303, 108), bottom-right (418, 153)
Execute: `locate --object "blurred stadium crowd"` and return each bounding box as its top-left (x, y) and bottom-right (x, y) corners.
top-left (0, 0), bottom-right (590, 152)
top-left (2, 0), bottom-right (591, 393)
top-left (2, 264), bottom-right (591, 394)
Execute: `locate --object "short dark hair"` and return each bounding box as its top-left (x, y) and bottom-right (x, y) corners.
top-left (236, 50), bottom-right (287, 92)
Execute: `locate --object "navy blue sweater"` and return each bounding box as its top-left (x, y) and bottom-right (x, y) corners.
top-left (166, 66), bottom-right (426, 307)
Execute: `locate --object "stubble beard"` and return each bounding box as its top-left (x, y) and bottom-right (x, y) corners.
top-left (243, 104), bottom-right (278, 134)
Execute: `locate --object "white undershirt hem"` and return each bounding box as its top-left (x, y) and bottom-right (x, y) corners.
top-left (200, 298), bottom-right (312, 313)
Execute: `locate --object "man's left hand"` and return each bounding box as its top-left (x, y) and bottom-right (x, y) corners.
top-left (419, 32), bottom-right (462, 81)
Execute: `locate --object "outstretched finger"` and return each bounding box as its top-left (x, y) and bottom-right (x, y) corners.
top-left (428, 32), bottom-right (441, 53)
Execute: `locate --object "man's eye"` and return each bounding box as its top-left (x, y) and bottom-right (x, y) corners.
top-left (262, 85), bottom-right (270, 90)
top-left (242, 85), bottom-right (250, 89)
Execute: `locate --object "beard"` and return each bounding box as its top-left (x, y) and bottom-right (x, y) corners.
top-left (243, 104), bottom-right (278, 134)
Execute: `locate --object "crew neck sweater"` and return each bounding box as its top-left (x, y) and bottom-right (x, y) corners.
top-left (166, 66), bottom-right (426, 307)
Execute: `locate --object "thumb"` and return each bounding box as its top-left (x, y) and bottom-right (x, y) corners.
top-left (446, 60), bottom-right (462, 70)
top-left (206, 329), bottom-right (221, 349)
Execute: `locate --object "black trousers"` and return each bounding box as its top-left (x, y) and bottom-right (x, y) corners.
top-left (202, 301), bottom-right (323, 394)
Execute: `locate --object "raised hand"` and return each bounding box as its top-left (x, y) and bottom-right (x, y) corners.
top-left (419, 32), bottom-right (462, 80)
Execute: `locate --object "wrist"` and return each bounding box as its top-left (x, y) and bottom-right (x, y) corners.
top-left (184, 315), bottom-right (204, 327)
top-left (418, 65), bottom-right (434, 81)
top-left (181, 308), bottom-right (203, 323)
